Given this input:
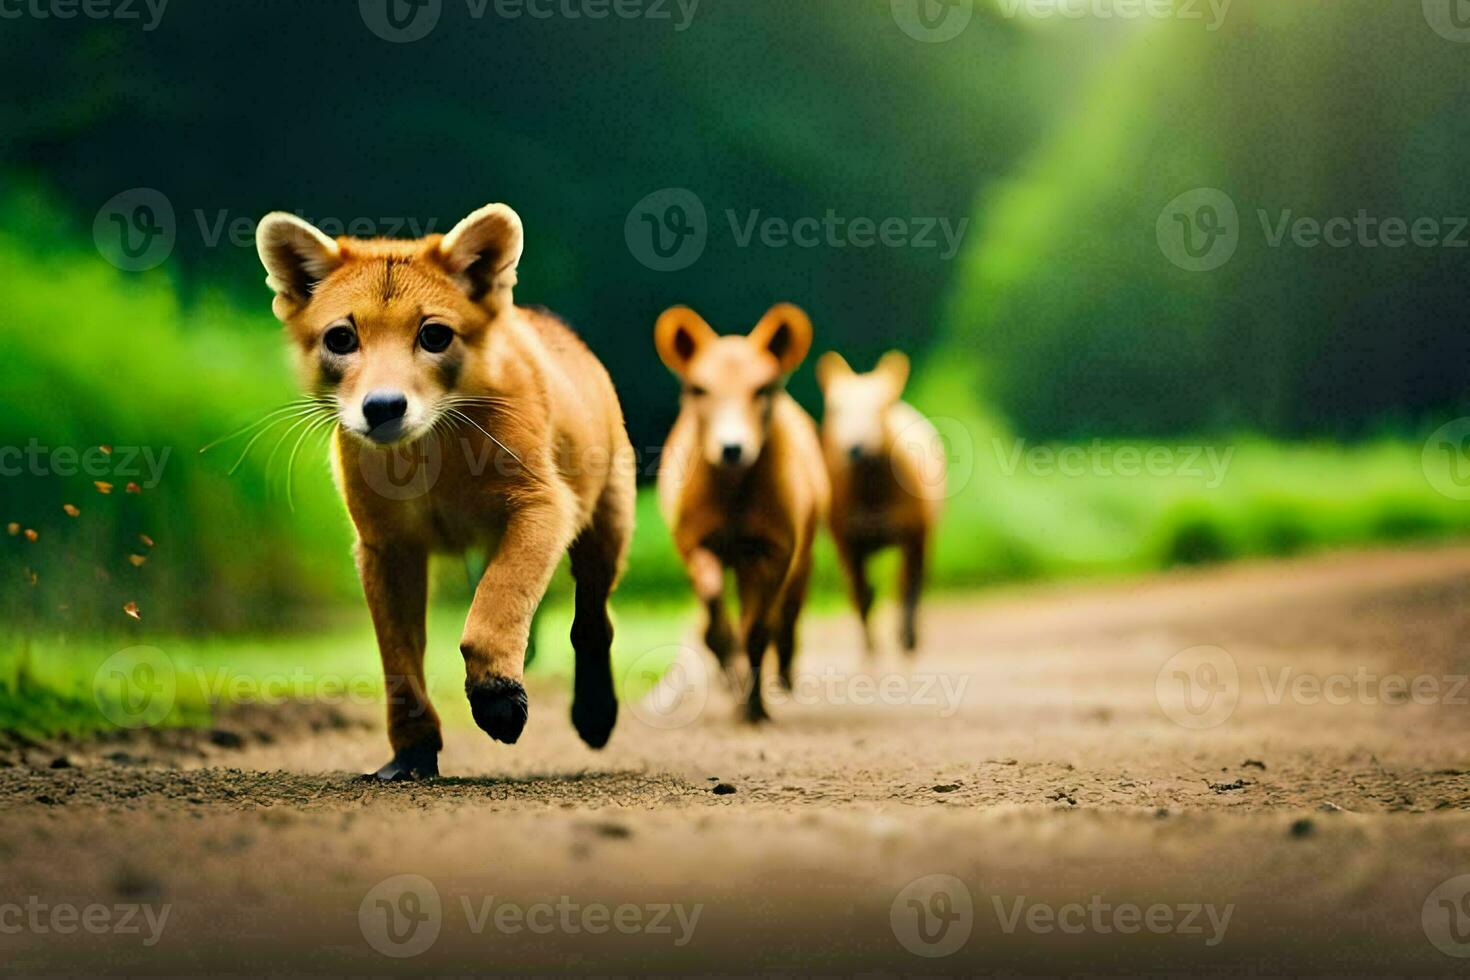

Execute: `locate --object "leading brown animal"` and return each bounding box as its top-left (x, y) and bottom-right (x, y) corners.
top-left (654, 304), bottom-right (829, 722)
top-left (255, 203), bottom-right (635, 780)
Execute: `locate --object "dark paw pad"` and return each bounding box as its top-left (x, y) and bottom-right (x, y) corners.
top-left (571, 693), bottom-right (618, 750)
top-left (362, 742), bottom-right (439, 782)
top-left (466, 676), bottom-right (529, 744)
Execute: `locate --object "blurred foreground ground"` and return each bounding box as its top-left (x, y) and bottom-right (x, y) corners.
top-left (3, 547), bottom-right (1470, 974)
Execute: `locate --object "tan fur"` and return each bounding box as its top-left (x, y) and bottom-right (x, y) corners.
top-left (256, 204), bottom-right (634, 777)
top-left (655, 304), bottom-right (829, 722)
top-left (817, 351), bottom-right (945, 654)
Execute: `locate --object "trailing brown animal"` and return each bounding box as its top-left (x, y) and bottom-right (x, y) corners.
top-left (817, 351), bottom-right (945, 654)
top-left (654, 304), bottom-right (829, 722)
top-left (255, 203), bottom-right (635, 779)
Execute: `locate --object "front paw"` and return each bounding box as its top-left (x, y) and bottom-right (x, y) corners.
top-left (466, 676), bottom-right (530, 744)
top-left (571, 691), bottom-right (618, 750)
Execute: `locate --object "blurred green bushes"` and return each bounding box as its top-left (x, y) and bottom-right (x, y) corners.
top-left (0, 188), bottom-right (359, 636)
top-left (6, 178), bottom-right (1470, 736)
top-left (5, 182), bottom-right (1470, 648)
top-left (945, 0), bottom-right (1470, 440)
top-left (907, 363), bottom-right (1470, 590)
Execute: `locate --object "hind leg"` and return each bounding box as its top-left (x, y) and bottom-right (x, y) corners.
top-left (568, 479), bottom-right (633, 749)
top-left (733, 545), bottom-right (791, 723)
top-left (836, 535), bottom-right (877, 656)
top-left (704, 594), bottom-right (743, 694)
top-left (898, 530), bottom-right (928, 654)
top-left (774, 549), bottom-right (812, 691)
top-left (682, 545), bottom-right (740, 690)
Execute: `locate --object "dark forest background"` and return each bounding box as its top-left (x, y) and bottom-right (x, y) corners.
top-left (5, 0), bottom-right (1470, 642)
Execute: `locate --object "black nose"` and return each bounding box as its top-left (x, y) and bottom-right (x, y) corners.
top-left (721, 444), bottom-right (744, 466)
top-left (848, 445), bottom-right (865, 462)
top-left (362, 391), bottom-right (408, 435)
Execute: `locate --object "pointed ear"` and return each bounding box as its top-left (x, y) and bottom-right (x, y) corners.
top-left (256, 213), bottom-right (342, 320)
top-left (749, 303), bottom-right (812, 375)
top-left (437, 203), bottom-right (524, 305)
top-left (876, 351), bottom-right (910, 397)
top-left (816, 352), bottom-right (852, 392)
top-left (655, 306), bottom-right (717, 376)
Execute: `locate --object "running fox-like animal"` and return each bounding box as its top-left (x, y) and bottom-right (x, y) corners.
top-left (817, 351), bottom-right (945, 654)
top-left (255, 203), bottom-right (635, 780)
top-left (654, 304), bottom-right (829, 722)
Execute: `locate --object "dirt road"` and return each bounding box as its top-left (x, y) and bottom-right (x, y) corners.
top-left (5, 546), bottom-right (1470, 975)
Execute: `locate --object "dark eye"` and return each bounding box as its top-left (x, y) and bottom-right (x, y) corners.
top-left (418, 322), bottom-right (454, 353)
top-left (323, 325), bottom-right (358, 355)
top-left (757, 383), bottom-right (779, 399)
top-left (686, 385), bottom-right (707, 398)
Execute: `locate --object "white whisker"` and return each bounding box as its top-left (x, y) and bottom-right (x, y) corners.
top-left (446, 408), bottom-right (523, 467)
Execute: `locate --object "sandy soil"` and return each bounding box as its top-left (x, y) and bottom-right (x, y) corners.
top-left (4, 546), bottom-right (1470, 975)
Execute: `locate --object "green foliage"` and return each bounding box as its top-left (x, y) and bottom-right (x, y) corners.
top-left (923, 424), bottom-right (1470, 583)
top-left (945, 0), bottom-right (1470, 439)
top-left (0, 0), bottom-right (1060, 455)
top-left (0, 187), bottom-right (358, 636)
top-left (6, 2), bottom-right (1470, 737)
top-left (5, 181), bottom-right (1468, 645)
